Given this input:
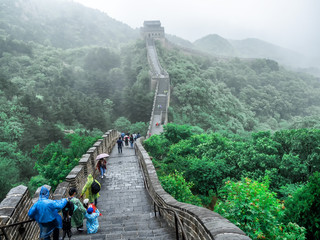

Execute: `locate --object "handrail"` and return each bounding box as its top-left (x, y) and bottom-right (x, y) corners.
top-left (135, 149), bottom-right (188, 240)
top-left (153, 202), bottom-right (188, 240)
top-left (0, 219), bottom-right (35, 240)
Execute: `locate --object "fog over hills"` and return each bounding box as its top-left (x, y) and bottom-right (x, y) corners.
top-left (167, 33), bottom-right (320, 76)
top-left (0, 0), bottom-right (139, 49)
top-left (1, 0), bottom-right (319, 76)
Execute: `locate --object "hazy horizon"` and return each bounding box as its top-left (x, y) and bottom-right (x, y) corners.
top-left (72, 0), bottom-right (320, 59)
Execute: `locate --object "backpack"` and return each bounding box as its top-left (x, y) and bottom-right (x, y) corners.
top-left (91, 179), bottom-right (101, 194)
top-left (62, 199), bottom-right (74, 228)
top-left (62, 198), bottom-right (74, 219)
top-left (62, 198), bottom-right (74, 238)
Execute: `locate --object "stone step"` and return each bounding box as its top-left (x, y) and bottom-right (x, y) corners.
top-left (99, 219), bottom-right (169, 231)
top-left (99, 213), bottom-right (165, 224)
top-left (71, 228), bottom-right (176, 240)
top-left (71, 213), bottom-right (174, 240)
top-left (68, 143), bottom-right (176, 240)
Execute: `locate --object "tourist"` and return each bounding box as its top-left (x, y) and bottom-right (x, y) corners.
top-left (80, 174), bottom-right (100, 206)
top-left (28, 186), bottom-right (67, 240)
top-left (96, 158), bottom-right (107, 179)
top-left (68, 188), bottom-right (86, 232)
top-left (84, 207), bottom-right (100, 234)
top-left (129, 134), bottom-right (134, 148)
top-left (117, 137), bottom-right (123, 153)
top-left (83, 198), bottom-right (102, 216)
top-left (124, 135), bottom-right (129, 146)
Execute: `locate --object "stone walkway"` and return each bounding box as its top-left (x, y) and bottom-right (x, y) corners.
top-left (72, 143), bottom-right (175, 240)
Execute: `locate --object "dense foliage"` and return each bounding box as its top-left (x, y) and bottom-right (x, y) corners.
top-left (159, 170), bottom-right (202, 206)
top-left (215, 177), bottom-right (306, 240)
top-left (283, 172), bottom-right (320, 239)
top-left (0, 0), bottom-right (138, 49)
top-left (156, 42), bottom-right (320, 133)
top-left (1, 1), bottom-right (320, 239)
top-left (28, 133), bottom-right (99, 193)
top-left (0, 0), bottom-right (152, 200)
top-left (0, 37), bottom-right (152, 199)
top-left (144, 123), bottom-right (320, 239)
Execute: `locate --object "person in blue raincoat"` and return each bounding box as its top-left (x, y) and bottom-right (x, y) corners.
top-left (85, 207), bottom-right (100, 234)
top-left (28, 186), bottom-right (67, 240)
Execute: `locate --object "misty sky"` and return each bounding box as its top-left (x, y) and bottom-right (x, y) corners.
top-left (73, 0), bottom-right (320, 58)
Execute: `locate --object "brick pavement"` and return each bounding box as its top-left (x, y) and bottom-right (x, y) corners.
top-left (71, 143), bottom-right (175, 240)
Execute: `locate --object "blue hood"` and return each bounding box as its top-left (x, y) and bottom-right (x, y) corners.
top-left (39, 186), bottom-right (50, 200)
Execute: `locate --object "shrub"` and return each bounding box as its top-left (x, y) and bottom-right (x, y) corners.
top-left (283, 172), bottom-right (320, 240)
top-left (215, 177), bottom-right (306, 239)
top-left (159, 170), bottom-right (202, 206)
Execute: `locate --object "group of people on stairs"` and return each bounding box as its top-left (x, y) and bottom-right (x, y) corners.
top-left (28, 172), bottom-right (103, 240)
top-left (117, 132), bottom-right (141, 153)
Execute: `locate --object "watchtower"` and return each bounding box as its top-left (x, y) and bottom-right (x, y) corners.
top-left (140, 20), bottom-right (165, 39)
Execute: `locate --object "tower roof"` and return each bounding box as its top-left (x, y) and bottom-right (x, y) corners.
top-left (143, 20), bottom-right (161, 28)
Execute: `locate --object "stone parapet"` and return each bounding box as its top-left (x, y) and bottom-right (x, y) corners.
top-left (79, 154), bottom-right (91, 176)
top-left (134, 139), bottom-right (251, 240)
top-left (0, 186), bottom-right (40, 240)
top-left (66, 165), bottom-right (86, 190)
top-left (0, 129), bottom-right (119, 239)
top-left (53, 182), bottom-right (70, 200)
top-left (55, 129), bottom-right (118, 195)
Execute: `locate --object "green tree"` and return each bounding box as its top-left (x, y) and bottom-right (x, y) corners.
top-left (283, 172), bottom-right (320, 240)
top-left (113, 117), bottom-right (131, 133)
top-left (0, 157), bottom-right (19, 200)
top-left (129, 121), bottom-right (148, 136)
top-left (163, 123), bottom-right (195, 144)
top-left (144, 134), bottom-right (170, 160)
top-left (29, 133), bottom-right (99, 192)
top-left (215, 177), bottom-right (306, 240)
top-left (159, 170), bottom-right (202, 206)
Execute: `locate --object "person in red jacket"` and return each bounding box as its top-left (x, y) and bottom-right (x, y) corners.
top-left (96, 158), bottom-right (107, 179)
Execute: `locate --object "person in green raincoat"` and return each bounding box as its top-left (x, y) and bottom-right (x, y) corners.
top-left (80, 174), bottom-right (100, 206)
top-left (68, 187), bottom-right (86, 232)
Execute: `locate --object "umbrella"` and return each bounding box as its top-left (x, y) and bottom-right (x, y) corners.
top-left (96, 153), bottom-right (109, 160)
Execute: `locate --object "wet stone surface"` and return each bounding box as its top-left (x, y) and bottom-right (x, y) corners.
top-left (71, 144), bottom-right (175, 240)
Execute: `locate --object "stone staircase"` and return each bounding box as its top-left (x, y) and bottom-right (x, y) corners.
top-left (154, 95), bottom-right (167, 115)
top-left (71, 144), bottom-right (176, 240)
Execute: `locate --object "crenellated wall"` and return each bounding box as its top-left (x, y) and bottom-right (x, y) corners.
top-left (0, 130), bottom-right (119, 239)
top-left (53, 129), bottom-right (119, 200)
top-left (134, 138), bottom-right (251, 240)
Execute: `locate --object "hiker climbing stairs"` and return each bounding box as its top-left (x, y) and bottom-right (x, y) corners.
top-left (72, 143), bottom-right (176, 240)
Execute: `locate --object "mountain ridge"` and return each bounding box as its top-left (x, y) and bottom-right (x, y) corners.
top-left (0, 0), bottom-right (139, 49)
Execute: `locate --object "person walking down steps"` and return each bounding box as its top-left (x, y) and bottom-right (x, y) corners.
top-left (68, 188), bottom-right (86, 232)
top-left (96, 158), bottom-right (107, 179)
top-left (28, 186), bottom-right (67, 240)
top-left (124, 135), bottom-right (129, 146)
top-left (80, 174), bottom-right (100, 206)
top-left (117, 137), bottom-right (123, 153)
top-left (84, 207), bottom-right (100, 234)
top-left (129, 134), bottom-right (134, 148)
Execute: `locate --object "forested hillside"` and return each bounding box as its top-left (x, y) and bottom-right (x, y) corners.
top-left (1, 0), bottom-right (320, 239)
top-left (169, 33), bottom-right (320, 74)
top-left (0, 0), bottom-right (139, 48)
top-left (145, 123), bottom-right (319, 239)
top-left (0, 0), bottom-right (150, 200)
top-left (155, 41), bottom-right (320, 133)
top-left (147, 42), bottom-right (320, 239)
